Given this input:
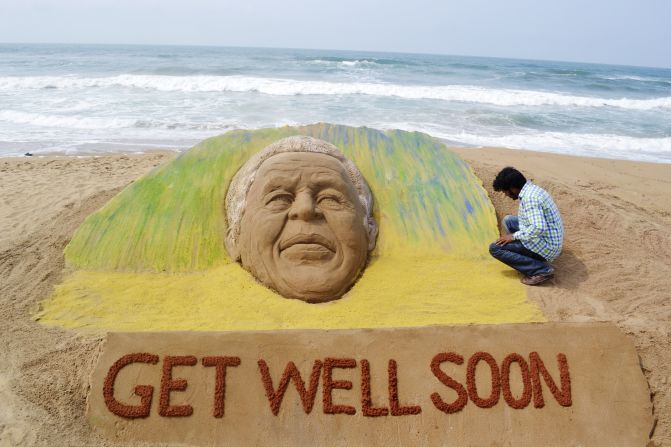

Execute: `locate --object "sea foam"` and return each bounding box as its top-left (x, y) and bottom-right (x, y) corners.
top-left (413, 128), bottom-right (671, 161)
top-left (0, 110), bottom-right (135, 129)
top-left (2, 75), bottom-right (670, 111)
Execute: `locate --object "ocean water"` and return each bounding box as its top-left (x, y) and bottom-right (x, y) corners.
top-left (1, 43), bottom-right (670, 162)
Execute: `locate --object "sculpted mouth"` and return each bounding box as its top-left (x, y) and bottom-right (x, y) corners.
top-left (279, 233), bottom-right (336, 262)
top-left (279, 233), bottom-right (336, 253)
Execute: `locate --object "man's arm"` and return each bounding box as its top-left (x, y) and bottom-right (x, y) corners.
top-left (513, 196), bottom-right (548, 242)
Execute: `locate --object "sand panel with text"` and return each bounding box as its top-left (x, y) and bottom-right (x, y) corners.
top-left (88, 323), bottom-right (652, 446)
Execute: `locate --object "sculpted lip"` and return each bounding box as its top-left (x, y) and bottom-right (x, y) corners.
top-left (279, 233), bottom-right (336, 253)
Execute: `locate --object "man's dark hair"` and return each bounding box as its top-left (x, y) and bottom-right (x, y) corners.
top-left (492, 167), bottom-right (527, 191)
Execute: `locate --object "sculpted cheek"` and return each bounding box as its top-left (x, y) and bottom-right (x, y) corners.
top-left (256, 213), bottom-right (286, 245)
top-left (331, 212), bottom-right (368, 249)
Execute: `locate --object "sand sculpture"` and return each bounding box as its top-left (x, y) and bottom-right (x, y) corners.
top-left (24, 124), bottom-right (652, 445)
top-left (225, 136), bottom-right (377, 302)
top-left (38, 124), bottom-right (543, 330)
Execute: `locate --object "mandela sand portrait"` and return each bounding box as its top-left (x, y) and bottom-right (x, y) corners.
top-left (224, 136), bottom-right (378, 303)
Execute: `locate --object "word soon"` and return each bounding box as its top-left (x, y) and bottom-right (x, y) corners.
top-left (103, 351), bottom-right (571, 419)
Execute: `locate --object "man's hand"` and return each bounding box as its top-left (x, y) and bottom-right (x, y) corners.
top-left (495, 234), bottom-right (514, 246)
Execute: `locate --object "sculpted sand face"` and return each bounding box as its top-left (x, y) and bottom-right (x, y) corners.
top-left (229, 146), bottom-right (373, 303)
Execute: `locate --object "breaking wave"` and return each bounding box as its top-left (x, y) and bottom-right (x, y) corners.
top-left (0, 110), bottom-right (134, 129)
top-left (415, 128), bottom-right (671, 161)
top-left (0, 110), bottom-right (235, 131)
top-left (2, 75), bottom-right (671, 110)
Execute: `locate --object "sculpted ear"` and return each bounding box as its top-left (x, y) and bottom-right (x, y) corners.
top-left (366, 216), bottom-right (378, 251)
top-left (225, 229), bottom-right (241, 262)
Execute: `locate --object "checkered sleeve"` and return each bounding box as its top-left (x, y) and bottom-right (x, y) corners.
top-left (513, 195), bottom-right (547, 242)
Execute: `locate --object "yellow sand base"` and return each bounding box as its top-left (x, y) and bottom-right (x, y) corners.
top-left (37, 256), bottom-right (544, 331)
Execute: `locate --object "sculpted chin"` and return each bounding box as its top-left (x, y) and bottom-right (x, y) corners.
top-left (225, 136), bottom-right (377, 303)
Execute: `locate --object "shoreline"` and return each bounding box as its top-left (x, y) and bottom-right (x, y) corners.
top-left (4, 141), bottom-right (671, 165)
top-left (0, 146), bottom-right (669, 445)
top-left (1, 147), bottom-right (181, 159)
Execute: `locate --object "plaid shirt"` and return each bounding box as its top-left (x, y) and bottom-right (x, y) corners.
top-left (512, 181), bottom-right (564, 262)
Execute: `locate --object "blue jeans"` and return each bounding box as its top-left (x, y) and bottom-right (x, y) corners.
top-left (489, 215), bottom-right (553, 277)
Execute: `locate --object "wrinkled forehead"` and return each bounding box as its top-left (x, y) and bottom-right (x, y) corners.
top-left (252, 152), bottom-right (355, 192)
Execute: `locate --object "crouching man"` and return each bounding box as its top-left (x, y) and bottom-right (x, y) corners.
top-left (489, 167), bottom-right (563, 286)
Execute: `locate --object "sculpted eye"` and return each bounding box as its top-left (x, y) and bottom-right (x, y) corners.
top-left (266, 193), bottom-right (293, 210)
top-left (317, 194), bottom-right (345, 210)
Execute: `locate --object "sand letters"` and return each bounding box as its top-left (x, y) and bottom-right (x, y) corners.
top-left (102, 351), bottom-right (571, 419)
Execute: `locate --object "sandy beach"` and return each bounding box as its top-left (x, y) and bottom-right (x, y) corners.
top-left (0, 147), bottom-right (669, 446)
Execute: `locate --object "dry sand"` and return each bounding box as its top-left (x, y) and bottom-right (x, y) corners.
top-left (0, 148), bottom-right (669, 446)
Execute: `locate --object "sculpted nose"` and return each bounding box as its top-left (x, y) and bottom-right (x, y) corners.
top-left (288, 192), bottom-right (323, 221)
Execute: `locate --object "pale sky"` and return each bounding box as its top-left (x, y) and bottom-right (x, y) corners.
top-left (1, 0), bottom-right (670, 68)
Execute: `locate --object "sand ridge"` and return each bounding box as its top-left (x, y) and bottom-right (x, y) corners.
top-left (0, 148), bottom-right (669, 445)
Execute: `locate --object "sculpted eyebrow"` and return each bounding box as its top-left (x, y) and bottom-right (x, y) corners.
top-left (261, 176), bottom-right (297, 194)
top-left (311, 174), bottom-right (351, 191)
